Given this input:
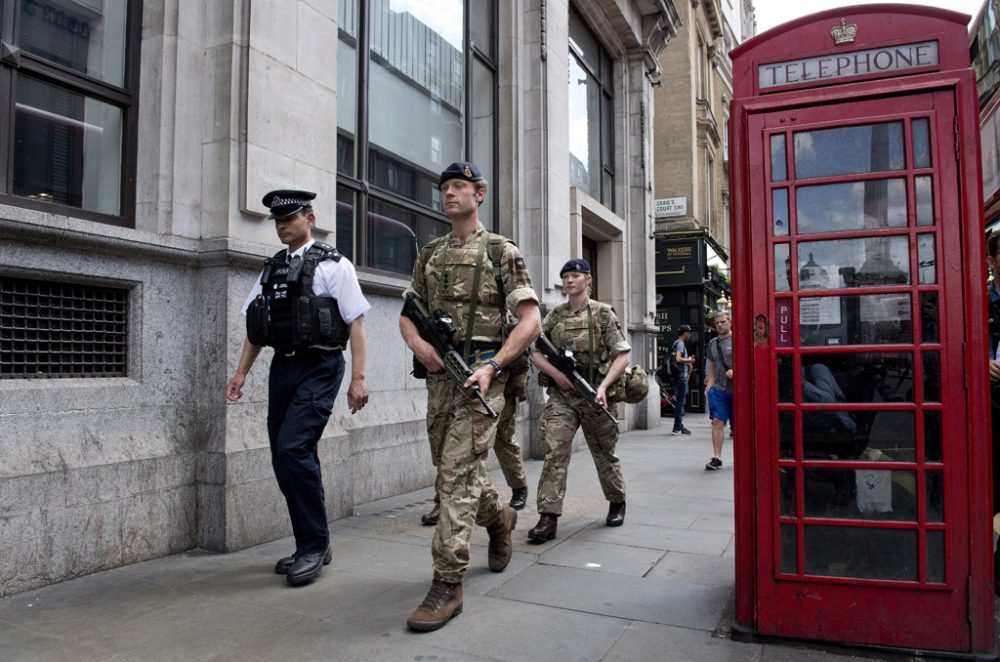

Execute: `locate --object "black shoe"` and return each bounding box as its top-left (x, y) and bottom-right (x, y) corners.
top-left (705, 457), bottom-right (723, 471)
top-left (421, 501), bottom-right (440, 526)
top-left (286, 547), bottom-right (331, 586)
top-left (606, 502), bottom-right (626, 527)
top-left (509, 487), bottom-right (528, 510)
top-left (527, 514), bottom-right (558, 543)
top-left (274, 546), bottom-right (333, 575)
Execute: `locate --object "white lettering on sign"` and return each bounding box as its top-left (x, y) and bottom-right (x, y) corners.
top-left (655, 197), bottom-right (687, 218)
top-left (758, 40), bottom-right (939, 90)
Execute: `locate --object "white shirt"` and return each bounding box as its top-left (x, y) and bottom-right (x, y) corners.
top-left (241, 240), bottom-right (371, 324)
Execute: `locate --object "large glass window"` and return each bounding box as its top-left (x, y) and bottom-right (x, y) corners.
top-left (337, 0), bottom-right (497, 276)
top-left (568, 6), bottom-right (614, 207)
top-left (0, 0), bottom-right (139, 224)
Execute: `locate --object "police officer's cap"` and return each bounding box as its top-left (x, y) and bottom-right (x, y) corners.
top-left (559, 258), bottom-right (591, 277)
top-left (262, 189), bottom-right (316, 219)
top-left (439, 161), bottom-right (484, 188)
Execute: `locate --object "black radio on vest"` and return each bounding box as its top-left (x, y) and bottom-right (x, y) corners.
top-left (246, 241), bottom-right (350, 352)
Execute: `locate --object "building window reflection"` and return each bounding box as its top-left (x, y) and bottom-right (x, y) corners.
top-left (568, 5), bottom-right (615, 208)
top-left (2, 0), bottom-right (138, 224)
top-left (337, 0), bottom-right (497, 276)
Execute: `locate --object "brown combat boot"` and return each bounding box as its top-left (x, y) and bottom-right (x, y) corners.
top-left (527, 513), bottom-right (558, 543)
top-left (407, 580), bottom-right (463, 632)
top-left (486, 506), bottom-right (517, 571)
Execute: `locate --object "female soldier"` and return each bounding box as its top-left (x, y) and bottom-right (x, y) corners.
top-left (527, 259), bottom-right (631, 542)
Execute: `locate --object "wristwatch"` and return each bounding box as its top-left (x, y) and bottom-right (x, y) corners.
top-left (486, 359), bottom-right (503, 377)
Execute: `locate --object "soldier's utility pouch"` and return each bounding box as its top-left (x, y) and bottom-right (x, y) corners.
top-left (412, 357), bottom-right (428, 379)
top-left (246, 296), bottom-right (270, 346)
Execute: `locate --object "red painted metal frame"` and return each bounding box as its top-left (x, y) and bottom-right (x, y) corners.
top-left (730, 5), bottom-right (992, 655)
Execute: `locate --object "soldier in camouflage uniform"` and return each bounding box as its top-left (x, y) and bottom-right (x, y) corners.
top-left (399, 161), bottom-right (541, 632)
top-left (528, 258), bottom-right (631, 543)
top-left (421, 352), bottom-right (529, 526)
top-left (494, 353), bottom-right (530, 509)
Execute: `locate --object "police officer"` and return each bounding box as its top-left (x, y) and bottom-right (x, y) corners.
top-left (225, 189), bottom-right (370, 586)
top-left (528, 258), bottom-right (631, 543)
top-left (400, 162), bottom-right (541, 631)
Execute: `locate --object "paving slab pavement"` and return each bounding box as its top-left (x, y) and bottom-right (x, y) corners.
top-left (0, 415), bottom-right (904, 661)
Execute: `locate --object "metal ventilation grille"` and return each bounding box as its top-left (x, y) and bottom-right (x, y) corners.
top-left (1, 276), bottom-right (129, 378)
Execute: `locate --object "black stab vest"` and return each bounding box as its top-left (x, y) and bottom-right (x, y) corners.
top-left (246, 242), bottom-right (350, 352)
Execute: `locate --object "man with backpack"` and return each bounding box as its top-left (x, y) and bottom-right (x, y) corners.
top-left (670, 324), bottom-right (696, 435)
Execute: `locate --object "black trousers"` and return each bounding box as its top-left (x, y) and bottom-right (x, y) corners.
top-left (267, 349), bottom-right (345, 555)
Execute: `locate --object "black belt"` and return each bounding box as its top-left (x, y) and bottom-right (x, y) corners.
top-left (277, 345), bottom-right (345, 357)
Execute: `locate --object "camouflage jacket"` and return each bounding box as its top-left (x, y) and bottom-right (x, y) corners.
top-left (404, 223), bottom-right (537, 344)
top-left (540, 299), bottom-right (630, 381)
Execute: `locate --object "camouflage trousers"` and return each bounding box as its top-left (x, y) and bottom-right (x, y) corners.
top-left (536, 388), bottom-right (625, 516)
top-left (493, 369), bottom-right (528, 490)
top-left (425, 371), bottom-right (507, 583)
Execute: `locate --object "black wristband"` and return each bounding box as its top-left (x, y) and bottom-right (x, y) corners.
top-left (486, 359), bottom-right (502, 377)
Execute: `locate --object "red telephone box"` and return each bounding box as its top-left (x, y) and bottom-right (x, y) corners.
top-left (729, 5), bottom-right (993, 655)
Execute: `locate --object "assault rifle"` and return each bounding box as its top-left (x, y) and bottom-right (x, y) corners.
top-left (536, 333), bottom-right (618, 425)
top-left (401, 294), bottom-right (498, 419)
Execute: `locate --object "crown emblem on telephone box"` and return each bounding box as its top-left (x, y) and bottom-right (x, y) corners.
top-left (830, 18), bottom-right (857, 45)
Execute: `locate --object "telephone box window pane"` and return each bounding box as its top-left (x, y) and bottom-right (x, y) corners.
top-left (917, 234), bottom-right (936, 284)
top-left (912, 118), bottom-right (932, 168)
top-left (924, 410), bottom-right (942, 462)
top-left (777, 354), bottom-right (794, 403)
top-left (923, 351), bottom-right (941, 402)
top-left (920, 292), bottom-right (939, 343)
top-left (773, 188), bottom-right (789, 236)
top-left (775, 243), bottom-right (791, 291)
top-left (798, 237), bottom-right (910, 288)
top-left (800, 294), bottom-right (912, 346)
top-left (804, 526), bottom-right (918, 581)
top-left (13, 76), bottom-right (123, 215)
top-left (804, 411), bottom-right (915, 462)
top-left (771, 134), bottom-right (787, 181)
top-left (801, 353), bottom-right (914, 403)
top-left (915, 176), bottom-right (934, 226)
top-left (797, 179), bottom-right (906, 235)
top-left (780, 524), bottom-right (797, 573)
top-left (794, 121), bottom-right (904, 179)
top-left (927, 530), bottom-right (944, 583)
top-left (926, 471), bottom-right (944, 522)
top-left (778, 410), bottom-right (795, 458)
top-left (19, 0), bottom-right (128, 87)
top-left (804, 469), bottom-right (917, 521)
top-left (780, 467), bottom-right (796, 516)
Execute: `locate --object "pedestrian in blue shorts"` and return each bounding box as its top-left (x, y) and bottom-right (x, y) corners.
top-left (704, 311), bottom-right (733, 470)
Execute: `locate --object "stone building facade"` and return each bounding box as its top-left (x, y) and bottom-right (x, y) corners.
top-left (0, 0), bottom-right (679, 595)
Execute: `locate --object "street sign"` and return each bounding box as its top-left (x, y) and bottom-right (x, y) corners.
top-left (655, 197), bottom-right (687, 218)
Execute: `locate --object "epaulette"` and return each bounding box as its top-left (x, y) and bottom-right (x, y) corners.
top-left (308, 241), bottom-right (342, 262)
